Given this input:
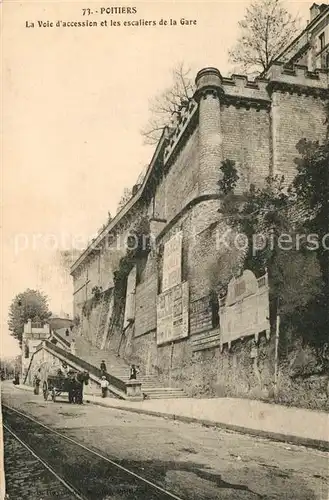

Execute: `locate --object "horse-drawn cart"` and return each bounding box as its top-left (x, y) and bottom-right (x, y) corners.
top-left (42, 370), bottom-right (90, 403)
top-left (43, 374), bottom-right (70, 402)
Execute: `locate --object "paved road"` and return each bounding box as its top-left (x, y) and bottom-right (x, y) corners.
top-left (2, 384), bottom-right (329, 500)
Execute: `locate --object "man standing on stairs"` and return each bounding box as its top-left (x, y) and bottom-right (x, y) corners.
top-left (129, 365), bottom-right (139, 380)
top-left (100, 376), bottom-right (109, 398)
top-left (100, 360), bottom-right (107, 376)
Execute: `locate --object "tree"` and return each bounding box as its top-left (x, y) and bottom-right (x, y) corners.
top-left (229, 0), bottom-right (300, 75)
top-left (116, 187), bottom-right (133, 214)
top-left (8, 289), bottom-right (52, 346)
top-left (141, 63), bottom-right (195, 145)
top-left (293, 138), bottom-right (329, 275)
top-left (220, 172), bottom-right (323, 337)
top-left (291, 136), bottom-right (329, 338)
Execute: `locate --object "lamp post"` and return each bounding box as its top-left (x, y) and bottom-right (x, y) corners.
top-left (273, 298), bottom-right (280, 398)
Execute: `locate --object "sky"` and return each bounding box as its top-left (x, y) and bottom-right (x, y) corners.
top-left (1, 0), bottom-right (319, 357)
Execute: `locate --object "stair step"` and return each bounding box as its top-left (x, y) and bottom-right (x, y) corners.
top-left (145, 395), bottom-right (189, 399)
top-left (143, 386), bottom-right (184, 392)
top-left (74, 336), bottom-right (187, 399)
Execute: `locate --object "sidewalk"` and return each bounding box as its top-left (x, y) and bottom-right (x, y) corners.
top-left (85, 392), bottom-right (329, 451)
top-left (10, 383), bottom-right (329, 450)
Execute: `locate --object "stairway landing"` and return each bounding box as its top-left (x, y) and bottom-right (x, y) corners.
top-left (75, 336), bottom-right (187, 400)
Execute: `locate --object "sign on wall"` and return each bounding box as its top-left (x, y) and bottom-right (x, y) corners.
top-left (189, 295), bottom-right (213, 335)
top-left (219, 270), bottom-right (270, 349)
top-left (162, 231), bottom-right (183, 292)
top-left (157, 281), bottom-right (189, 345)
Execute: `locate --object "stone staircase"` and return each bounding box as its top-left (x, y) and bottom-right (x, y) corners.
top-left (75, 336), bottom-right (187, 400)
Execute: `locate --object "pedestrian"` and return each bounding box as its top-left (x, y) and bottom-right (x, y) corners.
top-left (129, 364), bottom-right (137, 380)
top-left (68, 371), bottom-right (77, 403)
top-left (100, 360), bottom-right (107, 375)
top-left (62, 362), bottom-right (69, 377)
top-left (70, 339), bottom-right (76, 356)
top-left (75, 371), bottom-right (85, 404)
top-left (33, 373), bottom-right (41, 395)
top-left (100, 376), bottom-right (109, 398)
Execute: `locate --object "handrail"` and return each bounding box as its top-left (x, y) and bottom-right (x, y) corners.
top-left (43, 341), bottom-right (127, 394)
top-left (51, 330), bottom-right (71, 348)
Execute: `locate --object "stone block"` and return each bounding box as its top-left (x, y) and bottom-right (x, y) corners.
top-left (125, 380), bottom-right (143, 401)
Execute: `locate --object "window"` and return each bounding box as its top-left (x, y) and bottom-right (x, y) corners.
top-left (319, 32), bottom-right (325, 51)
top-left (326, 53), bottom-right (329, 68)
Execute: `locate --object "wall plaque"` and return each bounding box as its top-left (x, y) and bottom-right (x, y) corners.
top-left (157, 281), bottom-right (189, 345)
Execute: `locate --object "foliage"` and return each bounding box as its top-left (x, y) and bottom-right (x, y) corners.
top-left (82, 286), bottom-right (103, 319)
top-left (220, 165), bottom-right (325, 343)
top-left (293, 138), bottom-right (329, 287)
top-left (8, 289), bottom-right (52, 345)
top-left (141, 63), bottom-right (195, 145)
top-left (91, 286), bottom-right (103, 300)
top-left (290, 136), bottom-right (329, 342)
top-left (218, 159), bottom-right (239, 196)
top-left (229, 0), bottom-right (300, 74)
top-left (116, 187), bottom-right (133, 214)
top-left (73, 314), bottom-right (81, 327)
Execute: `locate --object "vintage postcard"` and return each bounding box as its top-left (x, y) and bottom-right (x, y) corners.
top-left (1, 0), bottom-right (329, 498)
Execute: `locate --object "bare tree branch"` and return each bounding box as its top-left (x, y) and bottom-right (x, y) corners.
top-left (141, 62), bottom-right (195, 145)
top-left (229, 0), bottom-right (300, 75)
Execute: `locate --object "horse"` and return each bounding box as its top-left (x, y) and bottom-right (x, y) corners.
top-left (68, 371), bottom-right (89, 404)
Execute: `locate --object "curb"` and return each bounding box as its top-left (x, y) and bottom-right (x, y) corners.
top-left (9, 384), bottom-right (329, 452)
top-left (86, 399), bottom-right (329, 452)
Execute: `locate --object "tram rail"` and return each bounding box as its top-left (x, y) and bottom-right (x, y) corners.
top-left (3, 421), bottom-right (86, 500)
top-left (2, 403), bottom-right (185, 500)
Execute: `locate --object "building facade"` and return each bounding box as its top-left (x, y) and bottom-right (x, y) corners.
top-left (21, 319), bottom-right (51, 380)
top-left (71, 6), bottom-right (328, 402)
top-left (279, 3), bottom-right (329, 71)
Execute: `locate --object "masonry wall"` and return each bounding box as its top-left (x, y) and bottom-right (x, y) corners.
top-left (125, 198), bottom-right (245, 376)
top-left (71, 64), bottom-right (329, 409)
top-left (160, 127), bottom-right (199, 222)
top-left (272, 91), bottom-right (327, 183)
top-left (221, 105), bottom-right (271, 190)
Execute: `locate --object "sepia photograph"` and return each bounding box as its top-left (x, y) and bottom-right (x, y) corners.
top-left (1, 0), bottom-right (329, 498)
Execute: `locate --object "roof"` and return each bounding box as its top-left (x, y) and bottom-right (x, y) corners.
top-left (49, 317), bottom-right (73, 330)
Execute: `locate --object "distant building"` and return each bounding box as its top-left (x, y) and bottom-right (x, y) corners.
top-left (278, 3), bottom-right (329, 70)
top-left (49, 315), bottom-right (73, 331)
top-left (21, 319), bottom-right (50, 380)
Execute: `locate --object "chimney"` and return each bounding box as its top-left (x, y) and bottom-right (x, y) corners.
top-left (310, 4), bottom-right (320, 21)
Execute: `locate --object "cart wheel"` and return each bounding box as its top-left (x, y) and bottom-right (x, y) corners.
top-left (43, 381), bottom-right (48, 401)
top-left (51, 388), bottom-right (56, 402)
